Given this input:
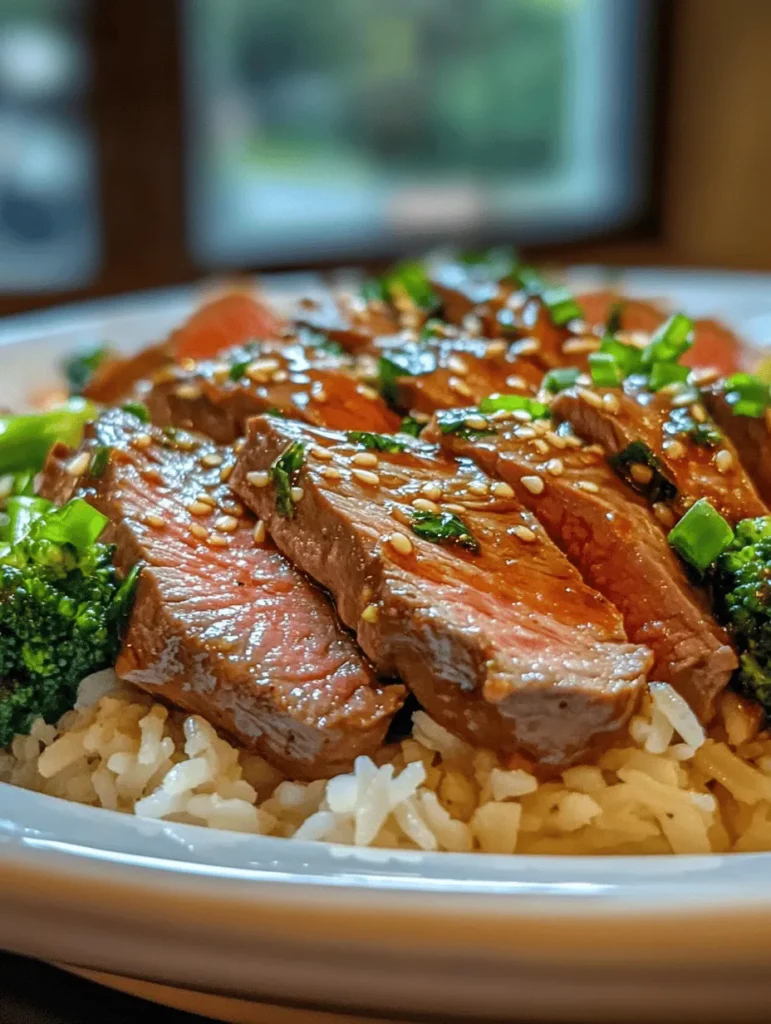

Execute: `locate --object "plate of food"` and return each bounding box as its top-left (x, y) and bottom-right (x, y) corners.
top-left (3, 254), bottom-right (771, 1023)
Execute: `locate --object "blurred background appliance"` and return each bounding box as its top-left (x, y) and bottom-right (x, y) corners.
top-left (0, 0), bottom-right (769, 315)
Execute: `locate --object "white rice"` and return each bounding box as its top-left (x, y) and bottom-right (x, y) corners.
top-left (3, 672), bottom-right (771, 854)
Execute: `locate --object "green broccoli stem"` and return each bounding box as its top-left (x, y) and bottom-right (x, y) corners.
top-left (0, 399), bottom-right (95, 475)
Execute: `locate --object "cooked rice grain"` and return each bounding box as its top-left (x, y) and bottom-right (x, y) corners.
top-left (3, 673), bottom-right (771, 854)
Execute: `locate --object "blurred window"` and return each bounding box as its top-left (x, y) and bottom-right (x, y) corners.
top-left (0, 0), bottom-right (98, 292)
top-left (185, 0), bottom-right (652, 267)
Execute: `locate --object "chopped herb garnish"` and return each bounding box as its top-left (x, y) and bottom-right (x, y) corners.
top-left (265, 406), bottom-right (287, 418)
top-left (410, 509), bottom-right (480, 554)
top-left (605, 300), bottom-right (625, 336)
top-left (346, 431), bottom-right (408, 453)
top-left (228, 359), bottom-right (251, 382)
top-left (378, 347), bottom-right (437, 402)
top-left (589, 352), bottom-right (623, 388)
top-left (363, 261), bottom-right (439, 311)
top-left (298, 328), bottom-right (344, 355)
top-left (609, 440), bottom-right (677, 504)
top-left (513, 265), bottom-right (583, 327)
top-left (270, 441), bottom-right (305, 519)
top-left (598, 335), bottom-right (644, 376)
top-left (724, 373), bottom-right (771, 418)
top-left (543, 367), bottom-right (580, 394)
top-left (665, 407), bottom-right (722, 448)
top-left (648, 362), bottom-right (690, 391)
top-left (121, 401), bottom-right (150, 424)
top-left (10, 471), bottom-right (36, 497)
top-left (457, 247), bottom-right (518, 280)
top-left (399, 416), bottom-right (423, 438)
top-left (668, 498), bottom-right (734, 572)
top-left (419, 318), bottom-right (447, 340)
top-left (88, 446), bottom-right (110, 477)
top-left (62, 344), bottom-right (110, 395)
top-left (479, 394), bottom-right (550, 419)
top-left (642, 313), bottom-right (694, 368)
top-left (436, 408), bottom-right (495, 439)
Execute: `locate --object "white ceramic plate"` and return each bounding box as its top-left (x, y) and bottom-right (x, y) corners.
top-left (3, 268), bottom-right (771, 1023)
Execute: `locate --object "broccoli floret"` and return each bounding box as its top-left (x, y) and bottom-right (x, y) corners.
top-left (714, 516), bottom-right (771, 713)
top-left (0, 497), bottom-right (138, 747)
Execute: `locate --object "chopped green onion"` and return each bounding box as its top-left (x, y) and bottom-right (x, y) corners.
top-left (724, 373), bottom-right (771, 418)
top-left (346, 431), bottom-right (408, 453)
top-left (436, 408), bottom-right (495, 439)
top-left (599, 335), bottom-right (644, 376)
top-left (605, 301), bottom-right (625, 336)
top-left (665, 407), bottom-right (722, 448)
top-left (642, 313), bottom-right (694, 367)
top-left (0, 495), bottom-right (53, 546)
top-left (121, 402), bottom-right (150, 423)
top-left (228, 359), bottom-right (251, 382)
top-left (648, 362), bottom-right (690, 391)
top-left (511, 265), bottom-right (583, 327)
top-left (457, 247), bottom-right (518, 280)
top-left (479, 394), bottom-right (550, 419)
top-left (0, 399), bottom-right (95, 476)
top-left (589, 352), bottom-right (623, 388)
top-left (300, 329), bottom-right (344, 355)
top-left (668, 498), bottom-right (734, 572)
top-left (270, 442), bottom-right (305, 519)
top-left (410, 509), bottom-right (480, 554)
top-left (609, 441), bottom-right (677, 504)
top-left (399, 416), bottom-right (423, 438)
top-left (62, 344), bottom-right (110, 395)
top-left (10, 471), bottom-right (36, 497)
top-left (377, 347), bottom-right (437, 403)
top-left (543, 367), bottom-right (580, 394)
top-left (364, 261), bottom-right (439, 311)
top-left (88, 446), bottom-right (111, 477)
top-left (35, 497), bottom-right (109, 553)
top-left (419, 319), bottom-right (447, 340)
top-left (112, 562), bottom-right (142, 627)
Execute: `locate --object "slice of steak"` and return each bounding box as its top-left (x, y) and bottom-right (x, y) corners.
top-left (294, 292), bottom-right (401, 353)
top-left (39, 409), bottom-right (403, 779)
top-left (424, 411), bottom-right (736, 721)
top-left (230, 416), bottom-right (652, 768)
top-left (146, 339), bottom-right (400, 441)
top-left (702, 381), bottom-right (771, 506)
top-left (553, 383), bottom-right (767, 525)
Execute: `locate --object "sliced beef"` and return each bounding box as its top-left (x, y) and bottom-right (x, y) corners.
top-left (577, 292), bottom-right (665, 337)
top-left (146, 339), bottom-right (400, 441)
top-left (424, 412), bottom-right (736, 721)
top-left (39, 409), bottom-right (403, 779)
top-left (230, 416), bottom-right (653, 768)
top-left (294, 292), bottom-right (401, 353)
top-left (702, 382), bottom-right (771, 506)
top-left (553, 383), bottom-right (767, 525)
top-left (83, 341), bottom-right (173, 404)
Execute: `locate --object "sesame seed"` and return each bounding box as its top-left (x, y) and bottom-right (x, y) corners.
top-left (491, 409), bottom-right (514, 423)
top-left (534, 439), bottom-right (549, 454)
top-left (219, 463), bottom-right (234, 483)
top-left (462, 313), bottom-right (483, 335)
top-left (505, 375), bottom-right (527, 389)
top-left (690, 403), bottom-right (707, 423)
top-left (464, 415), bottom-right (489, 431)
top-left (562, 338), bottom-right (600, 355)
top-left (361, 604), bottom-right (379, 624)
top-left (271, 370), bottom-right (289, 383)
top-left (512, 525), bottom-right (537, 543)
top-left (512, 338), bottom-right (540, 357)
top-left (320, 466), bottom-right (342, 481)
top-left (208, 534), bottom-right (229, 548)
top-left (388, 532), bottom-right (414, 556)
top-left (409, 409), bottom-right (431, 424)
top-left (412, 497), bottom-right (439, 511)
top-left (391, 506), bottom-right (412, 526)
top-left (200, 452), bottom-right (223, 468)
top-left (545, 431), bottom-right (567, 449)
top-left (447, 355), bottom-right (468, 376)
top-left (311, 446), bottom-right (333, 461)
top-left (66, 452), bottom-right (90, 476)
top-left (653, 502), bottom-right (675, 527)
top-left (664, 440), bottom-right (686, 460)
top-left (290, 486), bottom-right (304, 502)
top-left (187, 500), bottom-right (212, 517)
top-left (175, 383), bottom-right (202, 400)
top-left (357, 384), bottom-right (380, 401)
top-left (584, 444), bottom-right (605, 456)
top-left (352, 468), bottom-right (380, 487)
top-left (576, 373), bottom-right (592, 386)
top-left (144, 514), bottom-right (165, 529)
top-left (253, 520), bottom-right (266, 544)
top-left (246, 470), bottom-right (270, 488)
top-left (511, 409), bottom-right (532, 423)
top-left (629, 463), bottom-right (653, 485)
top-left (245, 358), bottom-right (280, 383)
top-left (421, 482), bottom-right (442, 500)
top-left (515, 427), bottom-right (537, 439)
top-left (715, 449), bottom-right (734, 474)
top-left (211, 364), bottom-right (230, 384)
top-left (468, 480), bottom-right (488, 495)
top-left (196, 493), bottom-right (216, 506)
top-left (443, 503), bottom-right (466, 514)
top-left (485, 340), bottom-right (507, 359)
top-left (689, 367), bottom-right (720, 386)
top-left (671, 391), bottom-right (694, 408)
top-left (214, 515), bottom-right (239, 533)
top-left (233, 438), bottom-right (246, 453)
top-left (602, 393), bottom-right (620, 413)
top-left (133, 433), bottom-right (152, 450)
top-left (449, 376), bottom-right (473, 398)
top-left (521, 475), bottom-right (545, 495)
top-left (353, 452), bottom-right (378, 468)
top-left (578, 388), bottom-right (603, 409)
top-left (575, 480), bottom-right (600, 493)
top-left (312, 385), bottom-right (328, 403)
top-left (492, 481), bottom-right (515, 498)
top-left (563, 434), bottom-right (583, 449)
top-left (189, 523), bottom-right (208, 540)
top-left (546, 458), bottom-right (564, 476)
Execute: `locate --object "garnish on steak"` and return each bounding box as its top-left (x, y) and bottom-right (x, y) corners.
top-left (37, 408), bottom-right (404, 779)
top-left (230, 415), bottom-right (653, 768)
